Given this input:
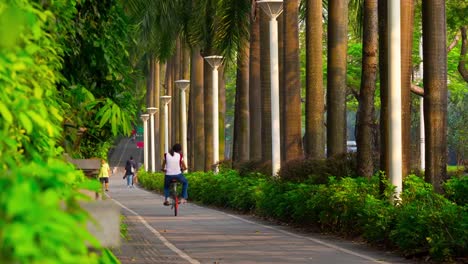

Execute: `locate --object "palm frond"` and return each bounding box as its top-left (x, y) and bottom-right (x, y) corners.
top-left (213, 0), bottom-right (251, 64)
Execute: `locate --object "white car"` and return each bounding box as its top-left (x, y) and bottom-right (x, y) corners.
top-left (347, 141), bottom-right (357, 153)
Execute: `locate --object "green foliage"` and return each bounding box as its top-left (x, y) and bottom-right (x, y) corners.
top-left (444, 176), bottom-right (468, 206)
top-left (58, 0), bottom-right (139, 158)
top-left (278, 154), bottom-right (358, 183)
top-left (138, 171), bottom-right (467, 261)
top-left (390, 175), bottom-right (468, 260)
top-left (0, 1), bottom-right (121, 262)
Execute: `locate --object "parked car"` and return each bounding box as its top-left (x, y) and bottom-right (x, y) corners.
top-left (347, 140), bottom-right (357, 153)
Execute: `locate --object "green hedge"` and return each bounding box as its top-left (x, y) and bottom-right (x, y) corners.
top-left (0, 1), bottom-right (119, 263)
top-left (138, 170), bottom-right (467, 262)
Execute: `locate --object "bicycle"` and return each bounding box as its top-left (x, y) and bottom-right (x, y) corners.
top-left (169, 179), bottom-right (180, 216)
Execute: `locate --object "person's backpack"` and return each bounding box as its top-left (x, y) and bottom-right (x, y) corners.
top-left (126, 160), bottom-right (136, 173)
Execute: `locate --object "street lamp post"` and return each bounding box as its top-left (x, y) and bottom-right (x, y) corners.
top-left (140, 114), bottom-right (149, 171)
top-left (147, 107), bottom-right (158, 172)
top-left (388, 0), bottom-right (402, 201)
top-left (257, 0), bottom-right (283, 176)
top-left (175, 80), bottom-right (190, 169)
top-left (160, 96), bottom-right (172, 154)
top-left (204, 55), bottom-right (223, 172)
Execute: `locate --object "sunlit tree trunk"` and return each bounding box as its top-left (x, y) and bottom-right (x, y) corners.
top-left (233, 39), bottom-right (250, 164)
top-left (305, 0), bottom-right (325, 159)
top-left (152, 58), bottom-right (161, 170)
top-left (165, 58), bottom-right (174, 147)
top-left (422, 0), bottom-right (448, 193)
top-left (401, 0), bottom-right (415, 177)
top-left (282, 0), bottom-right (303, 162)
top-left (191, 47), bottom-right (205, 171)
top-left (219, 65), bottom-right (226, 161)
top-left (356, 0), bottom-right (378, 178)
top-left (327, 0), bottom-right (348, 157)
top-left (260, 11), bottom-right (272, 163)
top-left (172, 40), bottom-right (181, 145)
top-left (378, 0), bottom-right (389, 195)
top-left (147, 56), bottom-right (155, 170)
top-left (249, 3), bottom-right (262, 161)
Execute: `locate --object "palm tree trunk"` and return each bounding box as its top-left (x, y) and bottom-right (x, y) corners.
top-left (147, 56), bottom-right (155, 170)
top-left (191, 47), bottom-right (205, 171)
top-left (401, 0), bottom-right (415, 177)
top-left (279, 12), bottom-right (286, 162)
top-left (260, 11), bottom-right (272, 163)
top-left (422, 0), bottom-right (448, 193)
top-left (378, 0), bottom-right (389, 193)
top-left (219, 65), bottom-right (226, 161)
top-left (152, 58), bottom-right (161, 171)
top-left (283, 0), bottom-right (303, 162)
top-left (305, 0), bottom-right (325, 159)
top-left (327, 0), bottom-right (348, 157)
top-left (356, 0), bottom-right (378, 178)
top-left (173, 40), bottom-right (181, 144)
top-left (233, 39), bottom-right (250, 164)
top-left (249, 3), bottom-right (262, 161)
top-left (160, 62), bottom-right (167, 160)
top-left (165, 58), bottom-right (174, 147)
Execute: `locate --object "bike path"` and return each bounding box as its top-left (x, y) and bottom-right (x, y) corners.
top-left (109, 138), bottom-right (414, 264)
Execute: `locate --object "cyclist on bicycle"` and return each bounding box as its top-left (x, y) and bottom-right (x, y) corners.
top-left (162, 143), bottom-right (188, 206)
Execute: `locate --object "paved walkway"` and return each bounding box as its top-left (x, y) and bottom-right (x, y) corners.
top-left (108, 138), bottom-right (414, 264)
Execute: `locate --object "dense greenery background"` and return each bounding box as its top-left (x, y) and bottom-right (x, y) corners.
top-left (0, 0), bottom-right (139, 262)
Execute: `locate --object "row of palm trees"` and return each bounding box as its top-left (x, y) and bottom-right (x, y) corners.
top-left (126, 0), bottom-right (449, 193)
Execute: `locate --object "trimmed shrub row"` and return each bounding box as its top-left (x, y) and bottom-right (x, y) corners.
top-left (138, 170), bottom-right (467, 262)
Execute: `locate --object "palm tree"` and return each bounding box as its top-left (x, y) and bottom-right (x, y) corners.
top-left (305, 0), bottom-right (325, 159)
top-left (191, 47), bottom-right (206, 171)
top-left (356, 0), bottom-right (378, 178)
top-left (378, 0), bottom-right (389, 185)
top-left (422, 0), bottom-right (448, 193)
top-left (232, 38), bottom-right (250, 164)
top-left (260, 11), bottom-right (272, 163)
top-left (283, 0), bottom-right (303, 162)
top-left (327, 0), bottom-right (349, 157)
top-left (401, 0), bottom-right (415, 177)
top-left (249, 2), bottom-right (263, 161)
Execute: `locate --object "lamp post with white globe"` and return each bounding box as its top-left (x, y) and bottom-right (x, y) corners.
top-left (204, 55), bottom-right (223, 172)
top-left (257, 0), bottom-right (283, 176)
top-left (160, 96), bottom-right (172, 154)
top-left (175, 80), bottom-right (190, 169)
top-left (140, 114), bottom-right (149, 171)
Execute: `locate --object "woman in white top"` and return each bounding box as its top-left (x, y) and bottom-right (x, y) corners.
top-left (161, 143), bottom-right (188, 205)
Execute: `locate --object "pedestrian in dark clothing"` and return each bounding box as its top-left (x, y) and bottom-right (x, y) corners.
top-left (124, 156), bottom-right (137, 188)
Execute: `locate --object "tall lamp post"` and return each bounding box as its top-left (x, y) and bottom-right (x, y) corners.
top-left (160, 96), bottom-right (172, 154)
top-left (388, 0), bottom-right (402, 201)
top-left (204, 55), bottom-right (223, 172)
top-left (257, 0), bottom-right (283, 176)
top-left (147, 107), bottom-right (158, 172)
top-left (175, 80), bottom-right (190, 168)
top-left (140, 114), bottom-right (149, 171)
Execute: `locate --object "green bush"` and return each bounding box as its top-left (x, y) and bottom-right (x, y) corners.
top-left (0, 1), bottom-right (118, 262)
top-left (278, 154), bottom-right (358, 184)
top-left (444, 175), bottom-right (468, 206)
top-left (391, 176), bottom-right (468, 261)
top-left (137, 170), bottom-right (467, 261)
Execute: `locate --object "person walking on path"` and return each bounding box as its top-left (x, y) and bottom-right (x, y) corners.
top-left (124, 156), bottom-right (137, 188)
top-left (161, 143), bottom-right (188, 205)
top-left (98, 158), bottom-right (111, 191)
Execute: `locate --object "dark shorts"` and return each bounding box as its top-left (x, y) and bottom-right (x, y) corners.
top-left (99, 177), bottom-right (109, 183)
